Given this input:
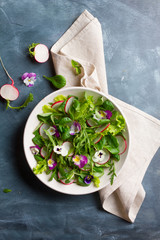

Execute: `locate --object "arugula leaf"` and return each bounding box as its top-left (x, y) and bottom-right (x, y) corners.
top-left (34, 154), bottom-right (44, 162)
top-left (71, 60), bottom-right (82, 75)
top-left (44, 130), bottom-right (56, 147)
top-left (49, 168), bottom-right (58, 181)
top-left (6, 93), bottom-right (33, 110)
top-left (107, 159), bottom-right (117, 185)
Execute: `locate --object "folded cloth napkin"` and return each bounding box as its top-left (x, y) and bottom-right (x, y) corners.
top-left (51, 10), bottom-right (160, 222)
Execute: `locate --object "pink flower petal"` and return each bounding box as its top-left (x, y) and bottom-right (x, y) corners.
top-left (28, 72), bottom-right (36, 79)
top-left (21, 72), bottom-right (29, 80)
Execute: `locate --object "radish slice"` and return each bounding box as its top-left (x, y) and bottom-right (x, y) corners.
top-left (62, 141), bottom-right (74, 156)
top-left (80, 163), bottom-right (91, 171)
top-left (50, 151), bottom-right (55, 159)
top-left (116, 135), bottom-right (127, 155)
top-left (0, 57), bottom-right (19, 101)
top-left (96, 149), bottom-right (110, 165)
top-left (58, 169), bottom-right (74, 185)
top-left (64, 96), bottom-right (75, 113)
top-left (40, 146), bottom-right (48, 158)
top-left (39, 123), bottom-right (50, 139)
top-left (0, 84), bottom-right (19, 101)
top-left (51, 100), bottom-right (64, 109)
top-left (86, 119), bottom-right (98, 127)
top-left (93, 135), bottom-right (103, 144)
top-left (95, 123), bottom-right (110, 133)
top-left (34, 44), bottom-right (49, 63)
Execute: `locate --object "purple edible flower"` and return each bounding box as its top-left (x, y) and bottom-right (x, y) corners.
top-left (70, 121), bottom-right (81, 135)
top-left (98, 110), bottom-right (112, 119)
top-left (84, 175), bottom-right (94, 184)
top-left (48, 125), bottom-right (60, 138)
top-left (104, 110), bottom-right (112, 119)
top-left (47, 158), bottom-right (57, 170)
top-left (30, 145), bottom-right (40, 155)
top-left (72, 155), bottom-right (88, 168)
top-left (22, 72), bottom-right (36, 87)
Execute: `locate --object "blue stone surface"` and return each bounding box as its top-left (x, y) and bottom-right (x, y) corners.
top-left (0, 0), bottom-right (160, 239)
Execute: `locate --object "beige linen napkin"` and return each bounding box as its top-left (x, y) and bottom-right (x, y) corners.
top-left (51, 10), bottom-right (160, 222)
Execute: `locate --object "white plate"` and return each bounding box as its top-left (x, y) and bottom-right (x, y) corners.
top-left (23, 87), bottom-right (130, 195)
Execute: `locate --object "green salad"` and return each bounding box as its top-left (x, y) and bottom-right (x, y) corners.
top-left (30, 92), bottom-right (127, 187)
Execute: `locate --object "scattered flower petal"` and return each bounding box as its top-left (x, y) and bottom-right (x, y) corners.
top-left (70, 121), bottom-right (81, 135)
top-left (22, 72), bottom-right (36, 87)
top-left (72, 155), bottom-right (88, 168)
top-left (30, 145), bottom-right (40, 155)
top-left (47, 158), bottom-right (57, 170)
top-left (84, 175), bottom-right (94, 184)
top-left (92, 150), bottom-right (106, 162)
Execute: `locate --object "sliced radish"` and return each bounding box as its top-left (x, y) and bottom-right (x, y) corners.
top-left (93, 135), bottom-right (103, 144)
top-left (80, 163), bottom-right (91, 171)
top-left (116, 135), bottom-right (127, 155)
top-left (95, 123), bottom-right (110, 133)
top-left (51, 100), bottom-right (64, 109)
top-left (86, 119), bottom-right (98, 127)
top-left (64, 96), bottom-right (75, 113)
top-left (34, 44), bottom-right (49, 63)
top-left (50, 151), bottom-right (55, 159)
top-left (96, 149), bottom-right (110, 165)
top-left (0, 57), bottom-right (19, 101)
top-left (62, 141), bottom-right (74, 156)
top-left (40, 146), bottom-right (48, 158)
top-left (39, 123), bottom-right (50, 139)
top-left (58, 170), bottom-right (74, 185)
top-left (0, 84), bottom-right (19, 101)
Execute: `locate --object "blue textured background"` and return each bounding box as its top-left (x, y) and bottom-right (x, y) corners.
top-left (0, 0), bottom-right (160, 239)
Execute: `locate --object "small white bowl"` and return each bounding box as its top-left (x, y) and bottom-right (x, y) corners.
top-left (23, 87), bottom-right (130, 195)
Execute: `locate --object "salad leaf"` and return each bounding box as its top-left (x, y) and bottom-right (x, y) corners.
top-left (43, 75), bottom-right (66, 89)
top-left (54, 95), bottom-right (67, 102)
top-left (31, 92), bottom-right (127, 187)
top-left (59, 117), bottom-right (72, 125)
top-left (37, 113), bottom-right (52, 124)
top-left (105, 135), bottom-right (119, 154)
top-left (32, 129), bottom-right (44, 147)
top-left (33, 160), bottom-right (47, 174)
top-left (92, 176), bottom-right (100, 188)
top-left (42, 105), bottom-right (56, 113)
top-left (71, 60), bottom-right (82, 75)
top-left (3, 189), bottom-right (12, 193)
top-left (77, 177), bottom-right (90, 186)
top-left (102, 99), bottom-right (114, 111)
top-left (103, 112), bottom-right (125, 136)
